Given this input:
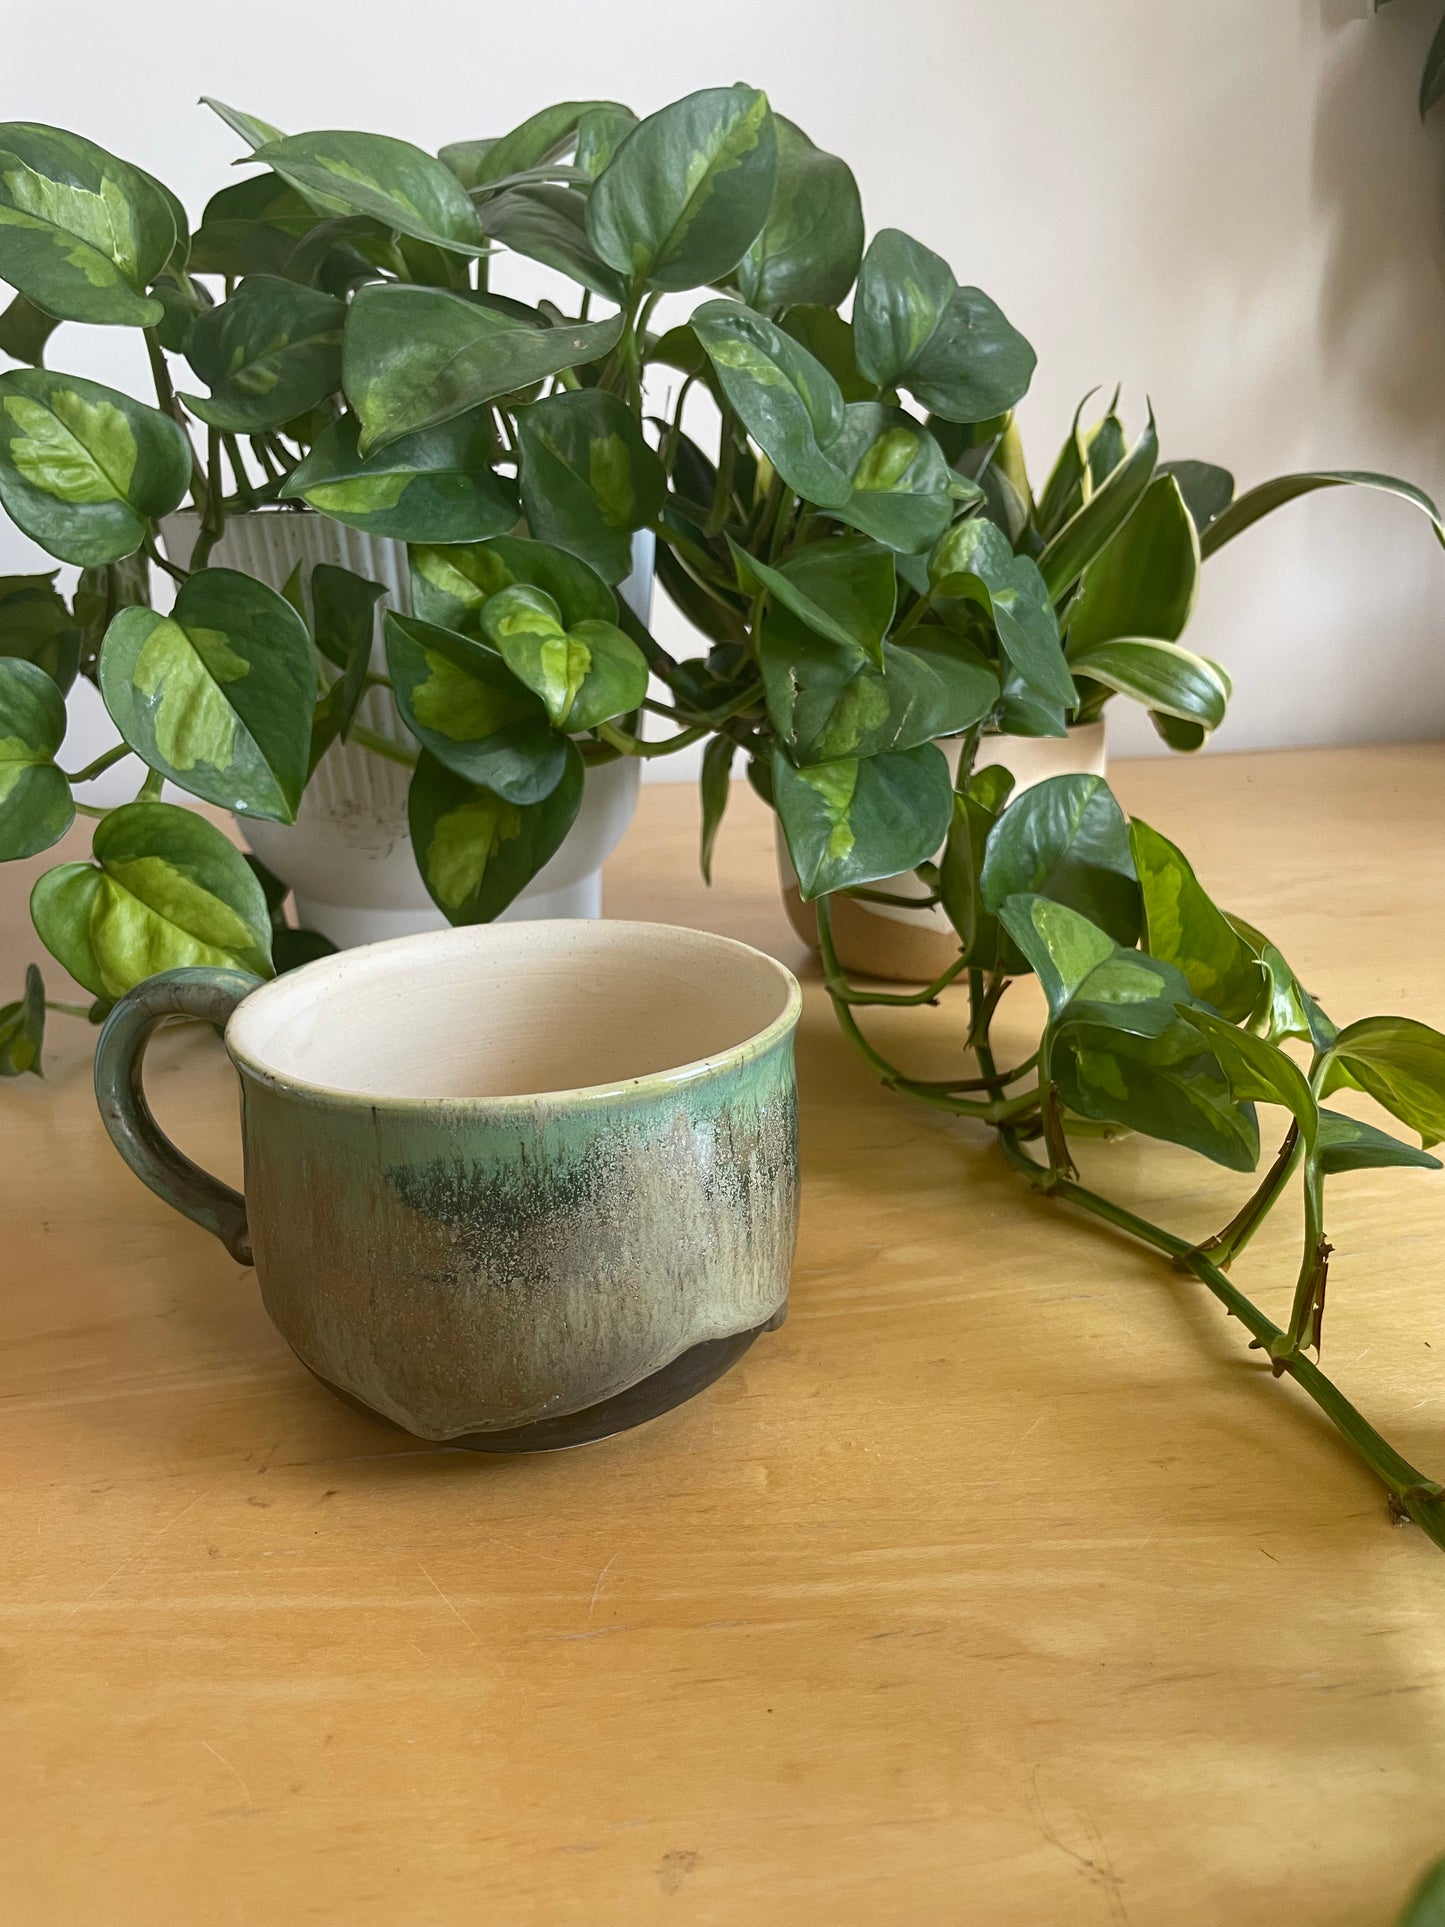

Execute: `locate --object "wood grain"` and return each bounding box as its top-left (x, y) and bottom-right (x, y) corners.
top-left (3, 745), bottom-right (1444, 1925)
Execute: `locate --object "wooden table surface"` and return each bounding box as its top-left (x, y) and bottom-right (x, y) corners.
top-left (4, 744), bottom-right (1445, 1926)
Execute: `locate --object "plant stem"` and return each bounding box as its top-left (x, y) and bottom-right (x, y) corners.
top-left (1196, 1123), bottom-right (1302, 1267)
top-left (144, 328), bottom-right (208, 514)
top-left (597, 720), bottom-right (710, 758)
top-left (350, 725), bottom-right (418, 769)
top-left (142, 533), bottom-right (188, 585)
top-left (60, 744), bottom-right (130, 785)
top-left (73, 801), bottom-right (111, 819)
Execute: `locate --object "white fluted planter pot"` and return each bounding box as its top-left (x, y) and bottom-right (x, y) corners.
top-left (161, 512), bottom-right (653, 949)
top-left (778, 720), bottom-right (1109, 983)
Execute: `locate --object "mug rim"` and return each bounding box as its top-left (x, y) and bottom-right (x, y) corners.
top-left (224, 918), bottom-right (803, 1112)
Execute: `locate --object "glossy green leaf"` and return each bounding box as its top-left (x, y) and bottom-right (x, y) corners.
top-left (0, 369), bottom-right (191, 566)
top-left (99, 568), bottom-right (315, 822)
top-left (587, 85), bottom-right (777, 291)
top-left (1037, 408), bottom-right (1159, 605)
top-left (1159, 458), bottom-right (1234, 537)
top-left (409, 742), bottom-right (583, 923)
top-left (574, 105), bottom-right (639, 180)
top-left (824, 403), bottom-right (953, 554)
top-left (1316, 1110), bottom-right (1442, 1176)
top-left (0, 961), bottom-right (44, 1076)
top-left (1066, 474), bottom-right (1199, 652)
top-left (188, 172), bottom-right (318, 277)
top-left (1178, 1005), bottom-right (1318, 1149)
top-left (699, 732), bottom-right (733, 885)
top-left (409, 533), bottom-right (614, 636)
top-left (930, 517), bottom-right (1075, 707)
top-left (773, 740), bottom-right (953, 900)
top-left (760, 608), bottom-right (995, 765)
top-left (994, 895), bottom-right (1114, 1015)
top-left (31, 801), bottom-right (273, 1000)
top-left (1394, 1857), bottom-right (1445, 1927)
top-left (1200, 471), bottom-right (1445, 561)
top-left (1068, 636), bottom-right (1229, 732)
top-left (732, 535), bottom-right (896, 662)
top-left (0, 291), bottom-right (57, 366)
top-left (1055, 1010), bottom-right (1260, 1172)
top-left (0, 124), bottom-right (175, 327)
top-left (0, 571), bottom-right (80, 689)
top-left (1226, 914), bottom-right (1336, 1049)
top-left (254, 130), bottom-right (484, 254)
top-left (306, 563), bottom-right (384, 772)
top-left (201, 99), bottom-right (284, 151)
top-left (1130, 818), bottom-right (1259, 1021)
top-left (479, 583), bottom-right (647, 731)
top-left (692, 299), bottom-right (851, 506)
top-left (777, 305), bottom-right (870, 402)
top-left (476, 183), bottom-right (625, 301)
top-left (1034, 391), bottom-right (1097, 542)
top-left (384, 610), bottom-right (563, 804)
top-left (1320, 1015), bottom-right (1445, 1148)
top-left (282, 410), bottom-right (514, 544)
top-left (442, 100), bottom-right (629, 189)
top-left (981, 772), bottom-right (1140, 947)
top-left (516, 389), bottom-right (665, 584)
top-left (0, 655), bottom-right (72, 858)
top-left (344, 283), bottom-right (623, 453)
top-left (853, 228), bottom-right (1036, 422)
top-left (939, 766), bottom-right (1019, 973)
top-left (736, 117), bottom-right (863, 313)
top-left (178, 274), bottom-right (343, 434)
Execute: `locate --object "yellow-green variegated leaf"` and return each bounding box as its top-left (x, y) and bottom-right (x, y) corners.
top-left (254, 130), bottom-right (485, 255)
top-left (282, 410), bottom-right (516, 543)
top-left (409, 743), bottom-right (583, 924)
top-left (98, 568), bottom-right (315, 821)
top-left (823, 402), bottom-right (952, 554)
top-left (384, 609), bottom-right (565, 803)
top-left (478, 583), bottom-right (647, 731)
top-left (692, 300), bottom-right (850, 507)
top-left (343, 284), bottom-right (623, 453)
top-left (587, 86), bottom-right (777, 292)
top-left (737, 117), bottom-right (863, 314)
top-left (30, 801), bottom-right (273, 1000)
top-left (515, 388), bottom-right (665, 584)
top-left (0, 655), bottom-right (72, 858)
top-left (930, 517), bottom-right (1075, 708)
top-left (853, 228), bottom-right (1036, 424)
top-left (179, 274), bottom-right (344, 434)
top-left (0, 369), bottom-right (192, 566)
top-left (1129, 818), bottom-right (1260, 1022)
top-left (772, 741), bottom-right (954, 900)
top-left (0, 124), bottom-right (176, 327)
top-left (409, 533), bottom-right (615, 635)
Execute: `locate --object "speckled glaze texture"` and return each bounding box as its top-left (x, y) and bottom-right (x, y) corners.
top-left (239, 1041), bottom-right (798, 1439)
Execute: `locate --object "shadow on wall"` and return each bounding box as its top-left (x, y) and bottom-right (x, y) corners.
top-left (1313, 0), bottom-right (1445, 446)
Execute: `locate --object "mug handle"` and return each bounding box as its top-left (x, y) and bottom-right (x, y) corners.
top-left (94, 966), bottom-right (263, 1266)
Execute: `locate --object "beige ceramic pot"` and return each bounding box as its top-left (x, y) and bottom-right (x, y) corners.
top-left (778, 720), bottom-right (1109, 983)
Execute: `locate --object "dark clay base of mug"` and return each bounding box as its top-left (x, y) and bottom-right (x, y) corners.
top-left (305, 1308), bottom-right (785, 1454)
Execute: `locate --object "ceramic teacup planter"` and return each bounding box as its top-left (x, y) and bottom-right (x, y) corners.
top-left (94, 921), bottom-right (802, 1449)
top-left (778, 722), bottom-right (1108, 982)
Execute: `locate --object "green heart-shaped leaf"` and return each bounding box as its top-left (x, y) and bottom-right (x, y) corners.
top-left (189, 172), bottom-right (318, 277)
top-left (99, 567), bottom-right (315, 821)
top-left (0, 655), bottom-right (72, 858)
top-left (254, 130), bottom-right (485, 255)
top-left (939, 765), bottom-right (1019, 974)
top-left (823, 402), bottom-right (953, 554)
top-left (1319, 1015), bottom-right (1445, 1148)
top-left (759, 609), bottom-right (995, 765)
top-left (0, 123), bottom-right (176, 327)
top-left (409, 743), bottom-right (583, 923)
top-left (479, 584), bottom-right (647, 731)
top-left (0, 570), bottom-right (81, 689)
top-left (853, 228), bottom-right (1035, 422)
top-left (930, 517), bottom-right (1075, 707)
top-left (1177, 1005), bottom-right (1319, 1149)
top-left (344, 284), bottom-right (624, 453)
top-left (282, 411), bottom-right (516, 544)
top-left (0, 369), bottom-right (191, 566)
top-left (732, 535), bottom-right (896, 662)
top-left (981, 773), bottom-right (1140, 948)
top-left (0, 961), bottom-right (45, 1077)
top-left (179, 274), bottom-right (344, 434)
top-left (692, 299), bottom-right (851, 507)
top-left (0, 291), bottom-right (58, 367)
top-left (516, 389), bottom-right (665, 584)
top-left (1054, 1012), bottom-right (1260, 1172)
top-left (475, 184), bottom-right (625, 302)
top-left (736, 117), bottom-right (863, 314)
top-left (385, 610), bottom-right (564, 804)
top-left (587, 85), bottom-right (777, 291)
top-left (1130, 819), bottom-right (1259, 1021)
top-left (1316, 1110), bottom-right (1443, 1176)
top-left (773, 740), bottom-right (953, 900)
top-left (409, 534), bottom-right (615, 634)
top-left (31, 800), bottom-right (273, 1001)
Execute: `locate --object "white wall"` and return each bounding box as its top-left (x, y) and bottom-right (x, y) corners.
top-left (6, 0), bottom-right (1445, 773)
